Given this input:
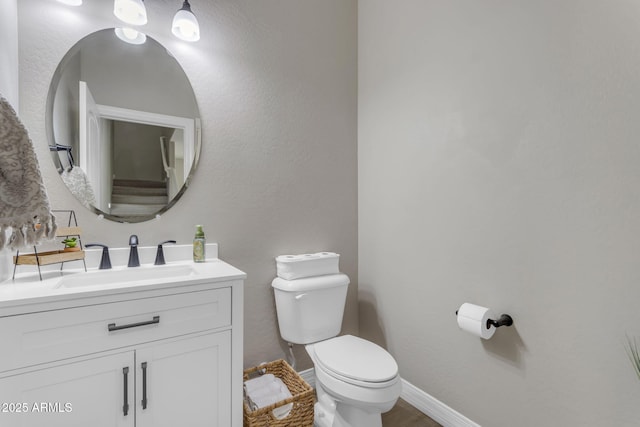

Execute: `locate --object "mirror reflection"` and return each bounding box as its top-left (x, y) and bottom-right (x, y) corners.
top-left (47, 29), bottom-right (200, 223)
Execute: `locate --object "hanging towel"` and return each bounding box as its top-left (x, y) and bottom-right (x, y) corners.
top-left (61, 167), bottom-right (96, 209)
top-left (0, 95), bottom-right (57, 250)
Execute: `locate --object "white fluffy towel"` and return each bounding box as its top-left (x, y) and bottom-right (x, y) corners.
top-left (0, 95), bottom-right (57, 250)
top-left (244, 374), bottom-right (293, 419)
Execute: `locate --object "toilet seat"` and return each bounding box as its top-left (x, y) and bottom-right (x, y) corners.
top-left (313, 335), bottom-right (398, 388)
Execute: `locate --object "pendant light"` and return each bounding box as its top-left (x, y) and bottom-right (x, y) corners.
top-left (113, 0), bottom-right (147, 26)
top-left (115, 27), bottom-right (147, 45)
top-left (59, 0), bottom-right (201, 43)
top-left (172, 1), bottom-right (200, 42)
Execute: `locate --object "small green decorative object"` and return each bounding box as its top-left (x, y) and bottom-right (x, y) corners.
top-left (62, 237), bottom-right (78, 248)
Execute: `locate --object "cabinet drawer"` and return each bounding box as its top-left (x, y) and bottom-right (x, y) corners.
top-left (0, 287), bottom-right (231, 373)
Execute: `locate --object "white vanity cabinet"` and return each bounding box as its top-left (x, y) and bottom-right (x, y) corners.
top-left (0, 263), bottom-right (244, 427)
top-left (0, 351), bottom-right (136, 427)
top-left (135, 331), bottom-right (232, 427)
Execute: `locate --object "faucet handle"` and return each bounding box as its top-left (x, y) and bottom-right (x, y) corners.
top-left (154, 240), bottom-right (177, 265)
top-left (85, 243), bottom-right (112, 270)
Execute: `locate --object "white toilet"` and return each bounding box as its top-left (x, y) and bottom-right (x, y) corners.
top-left (272, 273), bottom-right (401, 427)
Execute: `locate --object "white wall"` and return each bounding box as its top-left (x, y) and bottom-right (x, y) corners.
top-left (0, 0), bottom-right (18, 107)
top-left (359, 1), bottom-right (640, 426)
top-left (0, 0), bottom-right (18, 283)
top-left (17, 0), bottom-right (358, 369)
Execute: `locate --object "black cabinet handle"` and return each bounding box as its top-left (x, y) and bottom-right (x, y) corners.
top-left (122, 367), bottom-right (130, 416)
top-left (141, 362), bottom-right (148, 410)
top-left (108, 316), bottom-right (160, 332)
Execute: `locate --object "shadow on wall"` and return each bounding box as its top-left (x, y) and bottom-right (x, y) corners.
top-left (481, 319), bottom-right (528, 372)
top-left (358, 288), bottom-right (528, 373)
top-left (358, 290), bottom-right (389, 350)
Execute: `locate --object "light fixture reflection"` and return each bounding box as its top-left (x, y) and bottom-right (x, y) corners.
top-left (172, 1), bottom-right (200, 42)
top-left (114, 0), bottom-right (147, 26)
top-left (56, 0), bottom-right (82, 5)
top-left (115, 27), bottom-right (147, 45)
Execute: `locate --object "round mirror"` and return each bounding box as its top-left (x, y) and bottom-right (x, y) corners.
top-left (46, 29), bottom-right (201, 223)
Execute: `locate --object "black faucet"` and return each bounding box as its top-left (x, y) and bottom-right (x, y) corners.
top-left (85, 243), bottom-right (112, 269)
top-left (154, 240), bottom-right (177, 265)
top-left (128, 235), bottom-right (140, 267)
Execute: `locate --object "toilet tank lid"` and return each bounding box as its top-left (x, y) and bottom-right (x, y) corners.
top-left (272, 273), bottom-right (350, 292)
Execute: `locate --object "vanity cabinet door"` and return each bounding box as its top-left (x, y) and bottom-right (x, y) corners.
top-left (0, 352), bottom-right (135, 427)
top-left (135, 331), bottom-right (232, 427)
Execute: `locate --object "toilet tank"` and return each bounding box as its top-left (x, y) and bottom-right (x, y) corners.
top-left (272, 273), bottom-right (349, 344)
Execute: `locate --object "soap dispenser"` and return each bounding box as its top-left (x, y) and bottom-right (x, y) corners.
top-left (193, 225), bottom-right (206, 262)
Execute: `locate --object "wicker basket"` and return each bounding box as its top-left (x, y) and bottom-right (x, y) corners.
top-left (243, 359), bottom-right (314, 427)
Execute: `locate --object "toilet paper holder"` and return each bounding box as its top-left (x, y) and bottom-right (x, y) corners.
top-left (455, 310), bottom-right (514, 329)
top-left (486, 314), bottom-right (513, 329)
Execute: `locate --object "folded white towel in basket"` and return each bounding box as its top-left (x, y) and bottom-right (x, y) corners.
top-left (244, 374), bottom-right (276, 395)
top-left (249, 379), bottom-right (291, 408)
top-left (244, 375), bottom-right (293, 420)
top-left (248, 380), bottom-right (286, 401)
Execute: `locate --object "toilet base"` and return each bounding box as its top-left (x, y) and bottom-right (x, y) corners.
top-left (314, 400), bottom-right (383, 427)
top-left (314, 401), bottom-right (334, 427)
top-left (313, 380), bottom-right (385, 427)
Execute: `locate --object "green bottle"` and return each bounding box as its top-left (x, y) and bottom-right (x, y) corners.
top-left (193, 225), bottom-right (206, 262)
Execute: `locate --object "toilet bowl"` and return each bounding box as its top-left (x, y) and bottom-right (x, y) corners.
top-left (306, 335), bottom-right (402, 427)
top-left (272, 271), bottom-right (401, 427)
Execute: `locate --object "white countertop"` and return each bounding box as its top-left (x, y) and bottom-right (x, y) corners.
top-left (0, 244), bottom-right (246, 315)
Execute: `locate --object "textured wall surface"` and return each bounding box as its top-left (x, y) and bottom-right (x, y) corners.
top-left (0, 0), bottom-right (18, 282)
top-left (0, 0), bottom-right (18, 107)
top-left (17, 0), bottom-right (358, 369)
top-left (359, 1), bottom-right (640, 425)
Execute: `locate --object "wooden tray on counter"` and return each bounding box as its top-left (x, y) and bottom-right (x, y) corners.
top-left (12, 210), bottom-right (87, 280)
top-left (13, 249), bottom-right (85, 266)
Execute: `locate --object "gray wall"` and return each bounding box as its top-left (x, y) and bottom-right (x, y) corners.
top-left (17, 0), bottom-right (358, 370)
top-left (112, 122), bottom-right (164, 182)
top-left (359, 1), bottom-right (640, 426)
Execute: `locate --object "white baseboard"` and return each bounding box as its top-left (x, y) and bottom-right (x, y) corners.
top-left (299, 367), bottom-right (316, 389)
top-left (400, 379), bottom-right (481, 427)
top-left (297, 368), bottom-right (479, 427)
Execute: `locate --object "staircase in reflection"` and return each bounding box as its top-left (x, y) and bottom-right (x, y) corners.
top-left (110, 179), bottom-right (168, 216)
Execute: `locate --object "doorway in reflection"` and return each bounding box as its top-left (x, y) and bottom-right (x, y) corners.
top-left (47, 29), bottom-right (200, 223)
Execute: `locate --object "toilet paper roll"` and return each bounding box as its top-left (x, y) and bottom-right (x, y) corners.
top-left (457, 303), bottom-right (496, 340)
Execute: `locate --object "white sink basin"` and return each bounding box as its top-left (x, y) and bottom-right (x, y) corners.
top-left (58, 264), bottom-right (197, 288)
